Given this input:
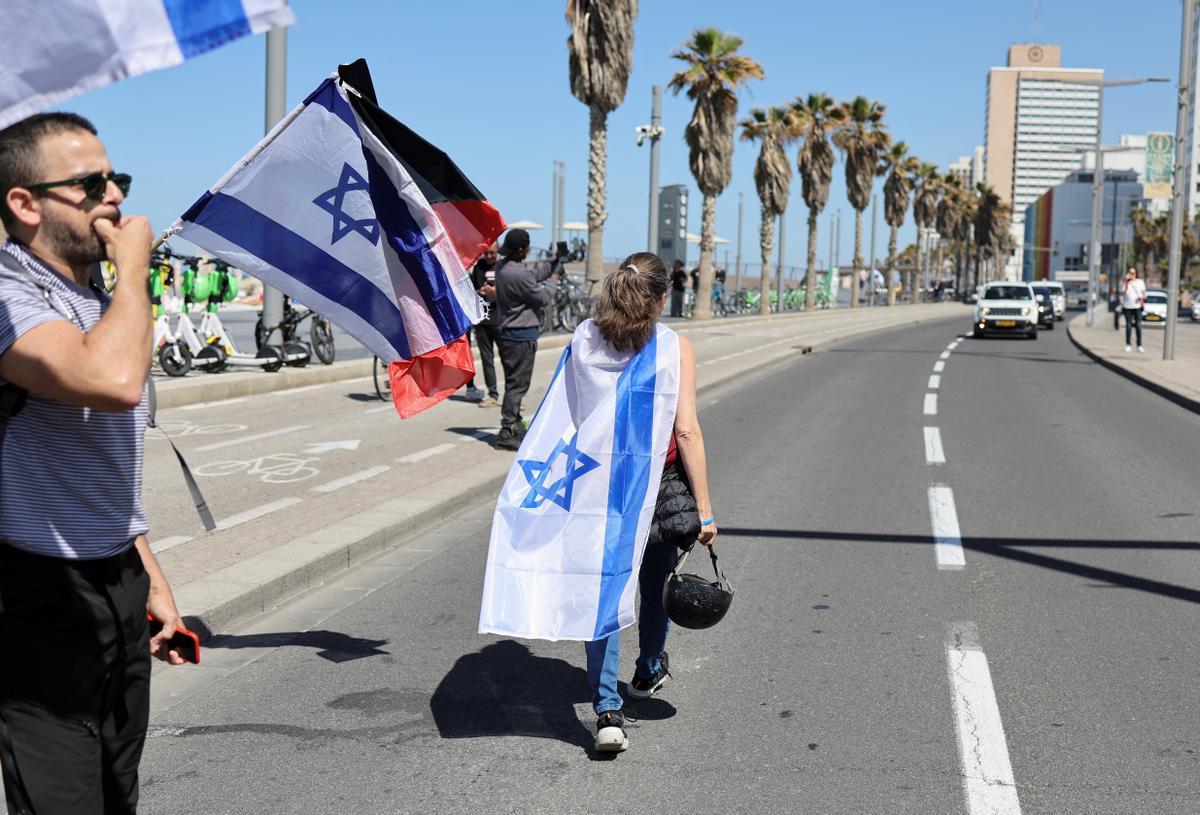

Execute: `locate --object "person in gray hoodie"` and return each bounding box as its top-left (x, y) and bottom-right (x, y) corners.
top-left (493, 228), bottom-right (561, 449)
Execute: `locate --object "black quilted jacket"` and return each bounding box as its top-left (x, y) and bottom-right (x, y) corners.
top-left (648, 461), bottom-right (700, 549)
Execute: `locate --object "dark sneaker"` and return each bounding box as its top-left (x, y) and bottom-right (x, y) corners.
top-left (494, 426), bottom-right (524, 451)
top-left (464, 386), bottom-right (485, 402)
top-left (627, 651), bottom-right (670, 700)
top-left (594, 710), bottom-right (628, 752)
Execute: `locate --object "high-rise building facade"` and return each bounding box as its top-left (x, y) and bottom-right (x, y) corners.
top-left (984, 44), bottom-right (1102, 278)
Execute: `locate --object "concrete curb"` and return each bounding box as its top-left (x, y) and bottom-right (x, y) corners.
top-left (177, 307), bottom-right (964, 638)
top-left (1067, 316), bottom-right (1200, 416)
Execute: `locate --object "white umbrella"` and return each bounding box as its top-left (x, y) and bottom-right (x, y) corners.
top-left (506, 219), bottom-right (544, 230)
top-left (685, 232), bottom-right (731, 245)
top-left (562, 220), bottom-right (588, 231)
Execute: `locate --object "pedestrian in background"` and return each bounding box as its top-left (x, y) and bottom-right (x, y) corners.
top-left (668, 260), bottom-right (686, 317)
top-left (468, 241), bottom-right (500, 407)
top-left (0, 112), bottom-right (187, 815)
top-left (1120, 266), bottom-right (1146, 353)
top-left (493, 228), bottom-right (559, 450)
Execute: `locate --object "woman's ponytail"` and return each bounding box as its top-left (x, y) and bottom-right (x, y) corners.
top-left (591, 252), bottom-right (669, 352)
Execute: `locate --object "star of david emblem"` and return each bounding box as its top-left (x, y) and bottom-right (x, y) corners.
top-left (518, 432), bottom-right (600, 511)
top-left (313, 163), bottom-right (380, 246)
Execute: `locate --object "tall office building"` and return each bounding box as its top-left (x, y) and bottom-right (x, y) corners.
top-left (984, 44), bottom-right (1102, 278)
top-left (948, 146), bottom-right (985, 190)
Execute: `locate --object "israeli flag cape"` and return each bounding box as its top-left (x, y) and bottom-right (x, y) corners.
top-left (0, 0), bottom-right (294, 130)
top-left (479, 320), bottom-right (680, 642)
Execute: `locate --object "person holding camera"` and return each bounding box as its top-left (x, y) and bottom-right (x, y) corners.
top-left (0, 112), bottom-right (186, 814)
top-left (493, 228), bottom-right (560, 450)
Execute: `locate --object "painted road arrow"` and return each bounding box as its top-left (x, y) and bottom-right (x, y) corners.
top-left (303, 440), bottom-right (362, 454)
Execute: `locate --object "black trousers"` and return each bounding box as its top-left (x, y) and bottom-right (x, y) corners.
top-left (0, 544), bottom-right (151, 815)
top-left (499, 339), bottom-right (537, 432)
top-left (474, 324), bottom-right (500, 399)
top-left (1124, 307), bottom-right (1142, 347)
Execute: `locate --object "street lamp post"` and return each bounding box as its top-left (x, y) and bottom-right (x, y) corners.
top-left (1165, 0), bottom-right (1196, 360)
top-left (637, 86), bottom-right (665, 255)
top-left (261, 15), bottom-right (287, 346)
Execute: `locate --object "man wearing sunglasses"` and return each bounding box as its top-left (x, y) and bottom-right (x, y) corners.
top-left (0, 112), bottom-right (185, 815)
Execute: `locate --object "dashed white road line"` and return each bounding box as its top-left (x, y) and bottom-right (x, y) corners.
top-left (216, 497), bottom-right (303, 531)
top-left (939, 350), bottom-right (952, 360)
top-left (947, 624), bottom-right (1022, 814)
top-left (364, 403), bottom-right (395, 415)
top-left (923, 393), bottom-right (938, 416)
top-left (934, 360), bottom-right (946, 372)
top-left (923, 426), bottom-right (946, 464)
top-left (180, 397), bottom-right (248, 412)
top-left (396, 443), bottom-right (459, 464)
top-left (195, 425), bottom-right (311, 452)
top-left (312, 465), bottom-right (392, 493)
top-left (927, 485), bottom-right (965, 569)
top-left (928, 374), bottom-right (942, 390)
top-left (150, 535), bottom-right (193, 554)
top-left (267, 383), bottom-right (333, 397)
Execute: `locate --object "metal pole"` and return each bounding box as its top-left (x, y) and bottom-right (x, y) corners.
top-left (647, 86), bottom-right (662, 253)
top-left (557, 165), bottom-right (566, 250)
top-left (1108, 175), bottom-right (1119, 304)
top-left (736, 192), bottom-right (744, 291)
top-left (551, 161), bottom-right (560, 247)
top-left (1086, 85), bottom-right (1105, 327)
top-left (261, 16), bottom-right (287, 345)
top-left (1166, 0), bottom-right (1195, 359)
top-left (776, 210), bottom-right (786, 312)
top-left (868, 193), bottom-right (877, 306)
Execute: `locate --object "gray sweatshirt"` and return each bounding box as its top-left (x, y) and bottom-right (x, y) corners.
top-left (495, 258), bottom-right (557, 338)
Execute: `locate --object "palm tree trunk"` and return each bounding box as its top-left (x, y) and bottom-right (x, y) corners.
top-left (584, 104), bottom-right (607, 285)
top-left (759, 205), bottom-right (774, 316)
top-left (694, 193), bottom-right (716, 320)
top-left (886, 225), bottom-right (898, 306)
top-left (850, 209), bottom-right (863, 309)
top-left (936, 239), bottom-right (945, 296)
top-left (805, 209), bottom-right (819, 311)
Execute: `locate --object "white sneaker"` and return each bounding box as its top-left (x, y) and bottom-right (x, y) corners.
top-left (594, 711), bottom-right (628, 753)
top-left (1125, 345), bottom-right (1132, 352)
top-left (1138, 346), bottom-right (1145, 353)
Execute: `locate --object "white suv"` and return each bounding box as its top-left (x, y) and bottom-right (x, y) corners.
top-left (1042, 281), bottom-right (1066, 320)
top-left (973, 283), bottom-right (1038, 340)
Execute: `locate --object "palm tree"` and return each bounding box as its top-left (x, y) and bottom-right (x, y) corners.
top-left (567, 0), bottom-right (638, 284)
top-left (669, 28), bottom-right (764, 319)
top-left (739, 106), bottom-right (795, 315)
top-left (880, 142), bottom-right (917, 306)
top-left (911, 163), bottom-right (941, 301)
top-left (832, 96), bottom-right (889, 309)
top-left (936, 175), bottom-right (965, 295)
top-left (792, 93), bottom-right (846, 311)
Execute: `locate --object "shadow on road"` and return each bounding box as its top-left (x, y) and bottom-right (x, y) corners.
top-left (720, 527), bottom-right (1200, 605)
top-left (827, 346), bottom-right (1092, 365)
top-left (204, 630), bottom-right (390, 663)
top-left (430, 640), bottom-right (595, 750)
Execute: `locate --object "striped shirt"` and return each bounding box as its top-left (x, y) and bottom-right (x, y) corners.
top-left (0, 240), bottom-right (147, 559)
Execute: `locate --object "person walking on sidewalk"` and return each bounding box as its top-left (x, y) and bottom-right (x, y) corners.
top-left (668, 260), bottom-right (686, 317)
top-left (467, 241), bottom-right (500, 406)
top-left (0, 112), bottom-right (187, 814)
top-left (493, 228), bottom-right (559, 450)
top-left (1120, 266), bottom-right (1146, 353)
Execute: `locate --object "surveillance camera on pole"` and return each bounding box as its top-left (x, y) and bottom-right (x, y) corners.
top-left (638, 86), bottom-right (665, 252)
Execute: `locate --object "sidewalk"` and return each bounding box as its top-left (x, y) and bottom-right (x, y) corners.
top-left (158, 303), bottom-right (969, 638)
top-left (1067, 313), bottom-right (1200, 414)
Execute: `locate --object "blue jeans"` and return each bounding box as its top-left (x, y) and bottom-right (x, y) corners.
top-left (583, 541), bottom-right (678, 714)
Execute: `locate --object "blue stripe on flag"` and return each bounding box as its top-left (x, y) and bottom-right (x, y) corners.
top-left (593, 331), bottom-right (659, 639)
top-left (183, 192), bottom-right (412, 359)
top-left (162, 0), bottom-right (251, 60)
top-left (360, 147), bottom-right (473, 345)
top-left (302, 78), bottom-right (360, 136)
top-left (528, 345), bottom-right (571, 428)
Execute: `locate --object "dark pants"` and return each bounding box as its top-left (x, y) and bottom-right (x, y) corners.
top-left (1124, 307), bottom-right (1142, 347)
top-left (499, 339), bottom-right (537, 432)
top-left (474, 324), bottom-right (500, 399)
top-left (669, 290), bottom-right (684, 318)
top-left (0, 544), bottom-right (151, 815)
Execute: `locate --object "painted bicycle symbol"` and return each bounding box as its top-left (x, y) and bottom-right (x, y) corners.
top-left (149, 420), bottom-right (248, 438)
top-left (194, 453), bottom-right (321, 484)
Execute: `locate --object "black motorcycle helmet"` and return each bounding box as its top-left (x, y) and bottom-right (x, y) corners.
top-left (662, 545), bottom-right (734, 630)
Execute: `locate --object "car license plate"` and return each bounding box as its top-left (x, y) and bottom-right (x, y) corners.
top-left (1146, 315), bottom-right (1161, 321)
top-left (996, 320), bottom-right (1016, 327)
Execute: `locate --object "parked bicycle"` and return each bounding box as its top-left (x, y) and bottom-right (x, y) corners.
top-left (373, 356), bottom-right (392, 401)
top-left (255, 295), bottom-right (337, 365)
top-left (541, 273), bottom-right (592, 333)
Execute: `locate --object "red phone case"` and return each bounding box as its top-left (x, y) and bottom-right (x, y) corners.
top-left (146, 614), bottom-right (201, 665)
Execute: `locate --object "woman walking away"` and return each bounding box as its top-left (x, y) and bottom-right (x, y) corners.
top-left (1120, 266), bottom-right (1146, 353)
top-left (478, 252), bottom-right (717, 755)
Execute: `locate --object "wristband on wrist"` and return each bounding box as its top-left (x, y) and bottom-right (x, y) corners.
top-left (699, 516), bottom-right (715, 526)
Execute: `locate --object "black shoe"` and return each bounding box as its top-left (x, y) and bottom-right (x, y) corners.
top-left (594, 710), bottom-right (628, 752)
top-left (627, 651), bottom-right (671, 700)
top-left (494, 426), bottom-right (524, 451)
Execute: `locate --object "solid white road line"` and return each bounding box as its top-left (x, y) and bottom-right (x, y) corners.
top-left (150, 535), bottom-right (193, 554)
top-left (195, 425), bottom-right (311, 452)
top-left (396, 443), bottom-right (458, 464)
top-left (312, 465), bottom-right (392, 493)
top-left (927, 485), bottom-right (965, 569)
top-left (924, 426), bottom-right (946, 464)
top-left (928, 374), bottom-right (942, 390)
top-left (180, 397), bottom-right (248, 412)
top-left (364, 403), bottom-right (395, 415)
top-left (934, 360), bottom-right (946, 372)
top-left (923, 393), bottom-right (938, 416)
top-left (947, 633), bottom-right (1022, 814)
top-left (940, 350), bottom-right (952, 360)
top-left (267, 383), bottom-right (333, 397)
top-left (216, 497), bottom-right (303, 531)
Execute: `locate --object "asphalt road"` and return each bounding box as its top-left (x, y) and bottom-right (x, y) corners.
top-left (140, 314), bottom-right (1199, 814)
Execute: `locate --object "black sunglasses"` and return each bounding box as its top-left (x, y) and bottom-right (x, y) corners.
top-left (27, 171), bottom-right (132, 202)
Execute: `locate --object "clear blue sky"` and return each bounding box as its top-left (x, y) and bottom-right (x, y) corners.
top-left (65, 0), bottom-right (1182, 272)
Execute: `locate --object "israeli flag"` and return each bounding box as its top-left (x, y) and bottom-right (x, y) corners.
top-left (172, 70), bottom-right (485, 362)
top-left (479, 321), bottom-right (680, 642)
top-left (0, 0), bottom-right (295, 130)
